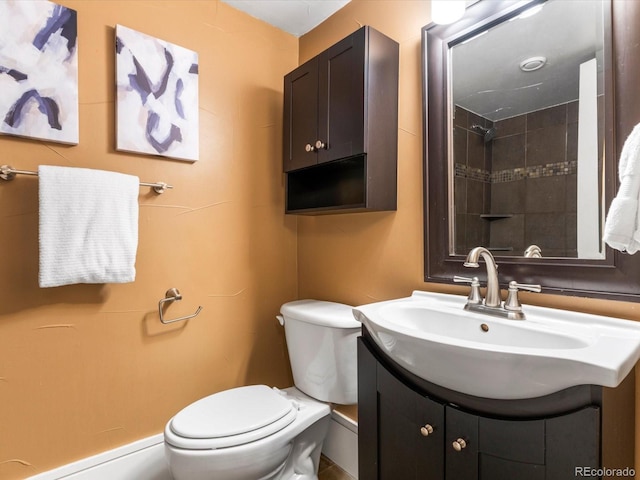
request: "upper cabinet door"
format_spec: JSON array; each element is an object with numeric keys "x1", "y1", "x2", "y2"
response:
[
  {"x1": 283, "y1": 27, "x2": 368, "y2": 173},
  {"x1": 283, "y1": 57, "x2": 319, "y2": 172},
  {"x1": 317, "y1": 28, "x2": 366, "y2": 164}
]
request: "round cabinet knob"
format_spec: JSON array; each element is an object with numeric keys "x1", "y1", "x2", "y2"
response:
[
  {"x1": 315, "y1": 140, "x2": 326, "y2": 150},
  {"x1": 305, "y1": 143, "x2": 315, "y2": 152},
  {"x1": 452, "y1": 438, "x2": 467, "y2": 451},
  {"x1": 420, "y1": 424, "x2": 434, "y2": 437}
]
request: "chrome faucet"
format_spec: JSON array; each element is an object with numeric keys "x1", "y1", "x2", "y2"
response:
[
  {"x1": 464, "y1": 247, "x2": 501, "y2": 307},
  {"x1": 460, "y1": 246, "x2": 541, "y2": 320}
]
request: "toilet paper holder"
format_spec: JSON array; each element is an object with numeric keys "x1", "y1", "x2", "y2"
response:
[{"x1": 158, "y1": 288, "x2": 203, "y2": 324}]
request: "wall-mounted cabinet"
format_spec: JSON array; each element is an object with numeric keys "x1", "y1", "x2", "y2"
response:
[{"x1": 283, "y1": 26, "x2": 399, "y2": 214}]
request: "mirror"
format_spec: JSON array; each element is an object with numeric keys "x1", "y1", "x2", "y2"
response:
[
  {"x1": 423, "y1": 0, "x2": 640, "y2": 301},
  {"x1": 451, "y1": 0, "x2": 605, "y2": 259}
]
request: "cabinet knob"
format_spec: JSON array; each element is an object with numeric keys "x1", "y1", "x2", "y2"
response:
[
  {"x1": 315, "y1": 140, "x2": 327, "y2": 150},
  {"x1": 305, "y1": 143, "x2": 316, "y2": 152},
  {"x1": 420, "y1": 424, "x2": 434, "y2": 436},
  {"x1": 452, "y1": 438, "x2": 467, "y2": 451}
]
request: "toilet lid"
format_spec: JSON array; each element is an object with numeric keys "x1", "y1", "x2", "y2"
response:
[{"x1": 167, "y1": 385, "x2": 298, "y2": 449}]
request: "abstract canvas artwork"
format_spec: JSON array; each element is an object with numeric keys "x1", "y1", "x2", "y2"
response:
[
  {"x1": 116, "y1": 25, "x2": 199, "y2": 161},
  {"x1": 0, "y1": 0, "x2": 79, "y2": 144}
]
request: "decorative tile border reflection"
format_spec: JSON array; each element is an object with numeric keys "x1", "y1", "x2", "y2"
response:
[
  {"x1": 455, "y1": 160, "x2": 577, "y2": 183},
  {"x1": 454, "y1": 163, "x2": 490, "y2": 182}
]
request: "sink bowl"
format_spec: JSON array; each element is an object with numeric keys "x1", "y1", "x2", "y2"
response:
[{"x1": 353, "y1": 291, "x2": 640, "y2": 400}]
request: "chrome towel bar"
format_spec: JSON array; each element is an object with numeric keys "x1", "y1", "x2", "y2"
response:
[
  {"x1": 0, "y1": 164, "x2": 173, "y2": 194},
  {"x1": 158, "y1": 288, "x2": 203, "y2": 324}
]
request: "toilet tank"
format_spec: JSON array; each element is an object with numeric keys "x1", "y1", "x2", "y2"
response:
[{"x1": 279, "y1": 300, "x2": 360, "y2": 405}]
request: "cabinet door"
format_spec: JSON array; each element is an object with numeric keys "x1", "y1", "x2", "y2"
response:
[
  {"x1": 283, "y1": 57, "x2": 319, "y2": 172},
  {"x1": 377, "y1": 365, "x2": 445, "y2": 480},
  {"x1": 317, "y1": 28, "x2": 366, "y2": 164},
  {"x1": 445, "y1": 406, "x2": 478, "y2": 480},
  {"x1": 358, "y1": 338, "x2": 378, "y2": 480},
  {"x1": 546, "y1": 406, "x2": 600, "y2": 480}
]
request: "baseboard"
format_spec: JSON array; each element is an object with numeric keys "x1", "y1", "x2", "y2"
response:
[
  {"x1": 26, "y1": 434, "x2": 172, "y2": 480},
  {"x1": 322, "y1": 409, "x2": 359, "y2": 478},
  {"x1": 26, "y1": 411, "x2": 359, "y2": 480}
]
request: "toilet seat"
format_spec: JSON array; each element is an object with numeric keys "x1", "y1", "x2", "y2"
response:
[{"x1": 166, "y1": 385, "x2": 298, "y2": 450}]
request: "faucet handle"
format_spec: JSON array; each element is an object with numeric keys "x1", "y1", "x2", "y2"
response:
[
  {"x1": 510, "y1": 281, "x2": 542, "y2": 293},
  {"x1": 453, "y1": 275, "x2": 474, "y2": 283},
  {"x1": 454, "y1": 276, "x2": 482, "y2": 304},
  {"x1": 505, "y1": 281, "x2": 542, "y2": 312}
]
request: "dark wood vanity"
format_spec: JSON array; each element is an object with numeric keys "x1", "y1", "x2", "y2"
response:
[
  {"x1": 358, "y1": 329, "x2": 634, "y2": 480},
  {"x1": 283, "y1": 26, "x2": 399, "y2": 214}
]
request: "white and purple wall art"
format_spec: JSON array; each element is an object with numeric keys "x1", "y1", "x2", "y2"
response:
[
  {"x1": 116, "y1": 25, "x2": 199, "y2": 161},
  {"x1": 0, "y1": 0, "x2": 79, "y2": 144}
]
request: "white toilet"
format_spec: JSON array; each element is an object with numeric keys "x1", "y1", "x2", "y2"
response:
[{"x1": 164, "y1": 299, "x2": 360, "y2": 480}]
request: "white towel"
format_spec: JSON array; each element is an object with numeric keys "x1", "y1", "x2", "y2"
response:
[
  {"x1": 38, "y1": 165, "x2": 139, "y2": 288},
  {"x1": 604, "y1": 123, "x2": 640, "y2": 253}
]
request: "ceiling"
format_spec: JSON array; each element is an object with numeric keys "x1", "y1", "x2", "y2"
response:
[
  {"x1": 220, "y1": 0, "x2": 352, "y2": 37},
  {"x1": 221, "y1": 1, "x2": 602, "y2": 122},
  {"x1": 452, "y1": 1, "x2": 603, "y2": 121}
]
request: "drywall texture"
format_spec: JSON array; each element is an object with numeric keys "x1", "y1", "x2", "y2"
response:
[
  {"x1": 298, "y1": 1, "x2": 429, "y2": 306},
  {"x1": 2, "y1": 0, "x2": 640, "y2": 477},
  {"x1": 0, "y1": 2, "x2": 297, "y2": 478},
  {"x1": 297, "y1": 0, "x2": 640, "y2": 469}
]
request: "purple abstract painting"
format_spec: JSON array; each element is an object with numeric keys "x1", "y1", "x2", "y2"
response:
[
  {"x1": 116, "y1": 25, "x2": 199, "y2": 161},
  {"x1": 0, "y1": 1, "x2": 79, "y2": 144}
]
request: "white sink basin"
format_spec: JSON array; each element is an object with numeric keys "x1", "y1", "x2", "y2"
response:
[{"x1": 354, "y1": 291, "x2": 640, "y2": 400}]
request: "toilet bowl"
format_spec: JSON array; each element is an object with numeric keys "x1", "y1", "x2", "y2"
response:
[{"x1": 164, "y1": 300, "x2": 360, "y2": 480}]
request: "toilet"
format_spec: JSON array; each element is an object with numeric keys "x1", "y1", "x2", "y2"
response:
[{"x1": 164, "y1": 299, "x2": 360, "y2": 480}]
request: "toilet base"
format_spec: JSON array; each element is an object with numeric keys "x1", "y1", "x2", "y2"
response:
[
  {"x1": 278, "y1": 410, "x2": 330, "y2": 480},
  {"x1": 165, "y1": 387, "x2": 331, "y2": 480}
]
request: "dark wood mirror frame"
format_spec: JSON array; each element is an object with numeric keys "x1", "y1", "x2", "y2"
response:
[{"x1": 423, "y1": 0, "x2": 640, "y2": 302}]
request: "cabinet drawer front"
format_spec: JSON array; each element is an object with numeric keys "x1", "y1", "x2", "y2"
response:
[
  {"x1": 480, "y1": 454, "x2": 545, "y2": 480},
  {"x1": 479, "y1": 416, "x2": 545, "y2": 464}
]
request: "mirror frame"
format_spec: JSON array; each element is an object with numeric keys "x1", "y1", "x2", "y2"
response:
[{"x1": 423, "y1": 0, "x2": 640, "y2": 302}]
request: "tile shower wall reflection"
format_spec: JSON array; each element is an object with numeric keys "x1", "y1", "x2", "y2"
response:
[{"x1": 454, "y1": 103, "x2": 579, "y2": 257}]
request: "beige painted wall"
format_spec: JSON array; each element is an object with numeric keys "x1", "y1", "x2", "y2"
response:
[
  {"x1": 0, "y1": 2, "x2": 297, "y2": 478},
  {"x1": 298, "y1": 0, "x2": 640, "y2": 470},
  {"x1": 2, "y1": 0, "x2": 639, "y2": 477}
]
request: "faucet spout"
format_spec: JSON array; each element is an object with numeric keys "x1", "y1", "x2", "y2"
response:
[{"x1": 464, "y1": 247, "x2": 501, "y2": 307}]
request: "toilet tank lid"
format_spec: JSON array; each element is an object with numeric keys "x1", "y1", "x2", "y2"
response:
[{"x1": 280, "y1": 300, "x2": 360, "y2": 329}]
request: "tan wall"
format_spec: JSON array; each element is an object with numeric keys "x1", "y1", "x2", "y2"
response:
[
  {"x1": 298, "y1": 1, "x2": 430, "y2": 306},
  {"x1": 298, "y1": 0, "x2": 640, "y2": 470},
  {"x1": 0, "y1": 2, "x2": 297, "y2": 478},
  {"x1": 2, "y1": 0, "x2": 639, "y2": 477}
]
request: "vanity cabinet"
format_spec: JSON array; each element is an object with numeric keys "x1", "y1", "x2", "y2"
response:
[
  {"x1": 359, "y1": 334, "x2": 610, "y2": 480},
  {"x1": 283, "y1": 26, "x2": 399, "y2": 214}
]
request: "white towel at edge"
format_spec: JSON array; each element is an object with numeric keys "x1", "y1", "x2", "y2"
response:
[
  {"x1": 38, "y1": 165, "x2": 139, "y2": 288},
  {"x1": 603, "y1": 122, "x2": 640, "y2": 254}
]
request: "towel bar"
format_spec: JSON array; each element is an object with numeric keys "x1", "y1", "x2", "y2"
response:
[
  {"x1": 0, "y1": 164, "x2": 173, "y2": 194},
  {"x1": 158, "y1": 288, "x2": 203, "y2": 324}
]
